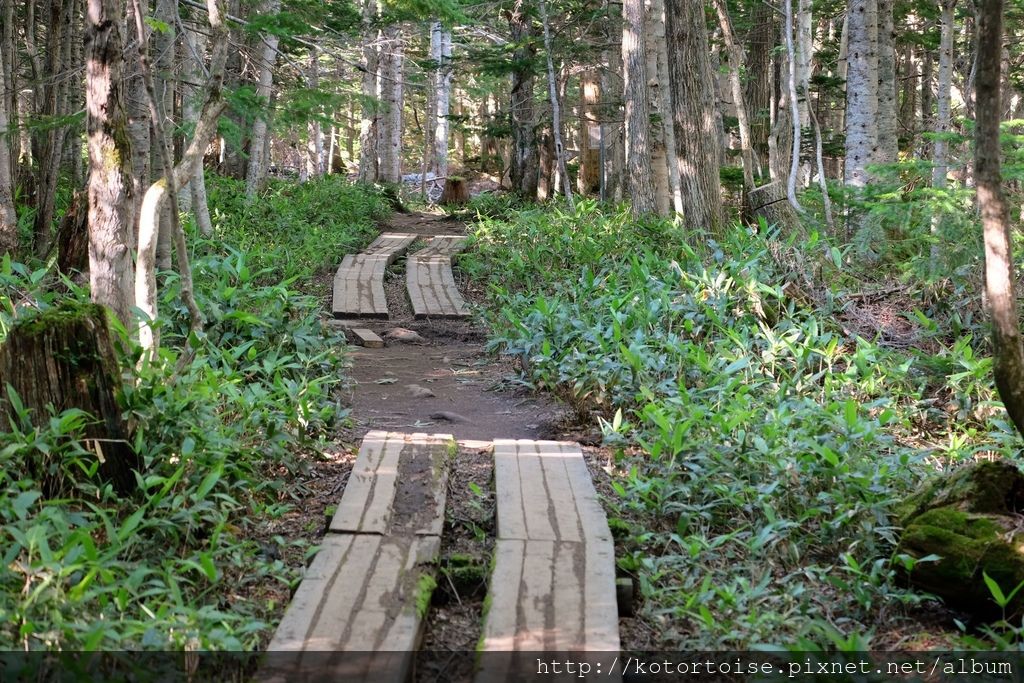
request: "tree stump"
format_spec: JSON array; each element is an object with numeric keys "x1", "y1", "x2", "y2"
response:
[
  {"x1": 439, "y1": 176, "x2": 470, "y2": 206},
  {"x1": 0, "y1": 302, "x2": 140, "y2": 495},
  {"x1": 748, "y1": 181, "x2": 801, "y2": 232}
]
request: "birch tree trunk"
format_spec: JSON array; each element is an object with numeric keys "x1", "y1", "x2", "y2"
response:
[
  {"x1": 784, "y1": 0, "x2": 804, "y2": 212},
  {"x1": 621, "y1": 0, "x2": 656, "y2": 215},
  {"x1": 875, "y1": 0, "x2": 898, "y2": 164},
  {"x1": 86, "y1": 0, "x2": 135, "y2": 327},
  {"x1": 136, "y1": 0, "x2": 229, "y2": 358},
  {"x1": 0, "y1": 38, "x2": 16, "y2": 255},
  {"x1": 665, "y1": 0, "x2": 723, "y2": 231},
  {"x1": 377, "y1": 24, "x2": 404, "y2": 183},
  {"x1": 434, "y1": 23, "x2": 453, "y2": 180},
  {"x1": 245, "y1": 0, "x2": 281, "y2": 199},
  {"x1": 712, "y1": 0, "x2": 756, "y2": 192},
  {"x1": 356, "y1": 0, "x2": 379, "y2": 183},
  {"x1": 538, "y1": 0, "x2": 574, "y2": 210}
]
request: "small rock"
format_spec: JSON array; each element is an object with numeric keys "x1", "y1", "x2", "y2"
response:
[
  {"x1": 406, "y1": 384, "x2": 436, "y2": 398},
  {"x1": 430, "y1": 411, "x2": 467, "y2": 423},
  {"x1": 386, "y1": 327, "x2": 426, "y2": 344}
]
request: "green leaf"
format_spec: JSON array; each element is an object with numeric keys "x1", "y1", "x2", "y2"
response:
[
  {"x1": 983, "y1": 571, "x2": 1008, "y2": 607},
  {"x1": 12, "y1": 491, "x2": 41, "y2": 520}
]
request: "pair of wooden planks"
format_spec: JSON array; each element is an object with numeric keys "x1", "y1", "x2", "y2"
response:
[
  {"x1": 477, "y1": 439, "x2": 621, "y2": 659},
  {"x1": 262, "y1": 431, "x2": 453, "y2": 682},
  {"x1": 333, "y1": 233, "x2": 469, "y2": 321}
]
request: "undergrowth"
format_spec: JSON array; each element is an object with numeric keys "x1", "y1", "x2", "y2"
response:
[
  {"x1": 0, "y1": 177, "x2": 387, "y2": 650},
  {"x1": 463, "y1": 197, "x2": 1019, "y2": 649}
]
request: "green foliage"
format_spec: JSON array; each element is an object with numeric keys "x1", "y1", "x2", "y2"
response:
[
  {"x1": 0, "y1": 176, "x2": 385, "y2": 649},
  {"x1": 466, "y1": 201, "x2": 1020, "y2": 649},
  {"x1": 205, "y1": 174, "x2": 388, "y2": 282}
]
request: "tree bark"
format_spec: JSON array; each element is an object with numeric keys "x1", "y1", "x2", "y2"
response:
[
  {"x1": 0, "y1": 34, "x2": 16, "y2": 255},
  {"x1": 434, "y1": 23, "x2": 453, "y2": 180},
  {"x1": 85, "y1": 0, "x2": 135, "y2": 328},
  {"x1": 621, "y1": 0, "x2": 656, "y2": 215},
  {"x1": 665, "y1": 0, "x2": 723, "y2": 231},
  {"x1": 244, "y1": 0, "x2": 281, "y2": 199},
  {"x1": 0, "y1": 304, "x2": 141, "y2": 496},
  {"x1": 784, "y1": 0, "x2": 804, "y2": 212},
  {"x1": 356, "y1": 0, "x2": 379, "y2": 183},
  {"x1": 843, "y1": 0, "x2": 878, "y2": 234},
  {"x1": 377, "y1": 23, "x2": 404, "y2": 183},
  {"x1": 579, "y1": 70, "x2": 601, "y2": 195},
  {"x1": 183, "y1": 22, "x2": 214, "y2": 238},
  {"x1": 538, "y1": 0, "x2": 574, "y2": 210},
  {"x1": 875, "y1": 0, "x2": 898, "y2": 164},
  {"x1": 508, "y1": 0, "x2": 539, "y2": 200},
  {"x1": 644, "y1": 0, "x2": 672, "y2": 215},
  {"x1": 976, "y1": 0, "x2": 1024, "y2": 438},
  {"x1": 136, "y1": 0, "x2": 228, "y2": 358},
  {"x1": 712, "y1": 0, "x2": 756, "y2": 192}
]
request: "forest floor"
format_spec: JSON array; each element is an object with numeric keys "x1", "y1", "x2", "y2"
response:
[{"x1": 257, "y1": 209, "x2": 655, "y2": 670}]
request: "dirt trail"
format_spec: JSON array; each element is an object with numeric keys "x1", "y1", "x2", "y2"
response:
[{"x1": 337, "y1": 210, "x2": 563, "y2": 443}]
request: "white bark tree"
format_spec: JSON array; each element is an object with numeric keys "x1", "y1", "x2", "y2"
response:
[
  {"x1": 843, "y1": 0, "x2": 879, "y2": 233},
  {"x1": 433, "y1": 22, "x2": 453, "y2": 180},
  {"x1": 245, "y1": 0, "x2": 281, "y2": 198},
  {"x1": 377, "y1": 24, "x2": 404, "y2": 183}
]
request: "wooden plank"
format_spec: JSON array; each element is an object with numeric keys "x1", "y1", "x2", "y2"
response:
[
  {"x1": 406, "y1": 245, "x2": 469, "y2": 319},
  {"x1": 329, "y1": 431, "x2": 453, "y2": 536},
  {"x1": 266, "y1": 533, "x2": 441, "y2": 656},
  {"x1": 477, "y1": 538, "x2": 620, "y2": 653},
  {"x1": 493, "y1": 439, "x2": 612, "y2": 543},
  {"x1": 331, "y1": 233, "x2": 417, "y2": 318},
  {"x1": 349, "y1": 328, "x2": 384, "y2": 348}
]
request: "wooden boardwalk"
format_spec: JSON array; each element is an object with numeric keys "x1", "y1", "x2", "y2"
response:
[
  {"x1": 477, "y1": 439, "x2": 620, "y2": 656},
  {"x1": 406, "y1": 236, "x2": 469, "y2": 319},
  {"x1": 332, "y1": 233, "x2": 416, "y2": 319},
  {"x1": 263, "y1": 431, "x2": 453, "y2": 681}
]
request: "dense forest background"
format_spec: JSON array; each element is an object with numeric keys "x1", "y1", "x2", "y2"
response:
[{"x1": 4, "y1": 0, "x2": 1024, "y2": 657}]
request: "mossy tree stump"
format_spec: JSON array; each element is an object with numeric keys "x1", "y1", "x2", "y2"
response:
[
  {"x1": 439, "y1": 176, "x2": 470, "y2": 206},
  {"x1": 0, "y1": 302, "x2": 140, "y2": 495},
  {"x1": 897, "y1": 460, "x2": 1024, "y2": 619}
]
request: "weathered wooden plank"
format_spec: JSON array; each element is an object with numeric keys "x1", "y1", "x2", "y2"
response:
[
  {"x1": 406, "y1": 237, "x2": 469, "y2": 319},
  {"x1": 493, "y1": 439, "x2": 612, "y2": 543},
  {"x1": 349, "y1": 328, "x2": 384, "y2": 348},
  {"x1": 331, "y1": 233, "x2": 416, "y2": 318},
  {"x1": 266, "y1": 533, "x2": 441, "y2": 655},
  {"x1": 478, "y1": 538, "x2": 620, "y2": 653},
  {"x1": 329, "y1": 431, "x2": 453, "y2": 536}
]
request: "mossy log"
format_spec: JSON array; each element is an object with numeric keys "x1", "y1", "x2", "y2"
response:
[
  {"x1": 439, "y1": 177, "x2": 470, "y2": 206},
  {"x1": 0, "y1": 302, "x2": 139, "y2": 495},
  {"x1": 897, "y1": 460, "x2": 1024, "y2": 618}
]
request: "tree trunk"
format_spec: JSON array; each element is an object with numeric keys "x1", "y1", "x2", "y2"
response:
[
  {"x1": 644, "y1": 0, "x2": 672, "y2": 215},
  {"x1": 579, "y1": 71, "x2": 601, "y2": 195},
  {"x1": 744, "y1": 3, "x2": 775, "y2": 165},
  {"x1": 712, "y1": 0, "x2": 756, "y2": 192},
  {"x1": 125, "y1": 0, "x2": 150, "y2": 252},
  {"x1": 434, "y1": 23, "x2": 453, "y2": 180},
  {"x1": 665, "y1": 0, "x2": 723, "y2": 231},
  {"x1": 784, "y1": 0, "x2": 804, "y2": 212},
  {"x1": 305, "y1": 48, "x2": 323, "y2": 182},
  {"x1": 508, "y1": 0, "x2": 539, "y2": 200},
  {"x1": 749, "y1": 180, "x2": 801, "y2": 231},
  {"x1": 377, "y1": 24, "x2": 404, "y2": 183},
  {"x1": 602, "y1": 0, "x2": 625, "y2": 202},
  {"x1": 0, "y1": 304, "x2": 141, "y2": 496},
  {"x1": 245, "y1": 0, "x2": 281, "y2": 198},
  {"x1": 356, "y1": 0, "x2": 379, "y2": 183},
  {"x1": 538, "y1": 0, "x2": 574, "y2": 211},
  {"x1": 136, "y1": 0, "x2": 228, "y2": 358},
  {"x1": 843, "y1": 0, "x2": 879, "y2": 233},
  {"x1": 621, "y1": 0, "x2": 656, "y2": 215},
  {"x1": 0, "y1": 34, "x2": 16, "y2": 255},
  {"x1": 152, "y1": 0, "x2": 176, "y2": 270},
  {"x1": 86, "y1": 0, "x2": 135, "y2": 328},
  {"x1": 976, "y1": 0, "x2": 1024, "y2": 438},
  {"x1": 875, "y1": 0, "x2": 898, "y2": 164},
  {"x1": 183, "y1": 22, "x2": 214, "y2": 238}
]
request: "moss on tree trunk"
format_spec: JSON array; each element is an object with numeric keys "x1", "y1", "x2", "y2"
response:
[{"x1": 0, "y1": 302, "x2": 140, "y2": 495}]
